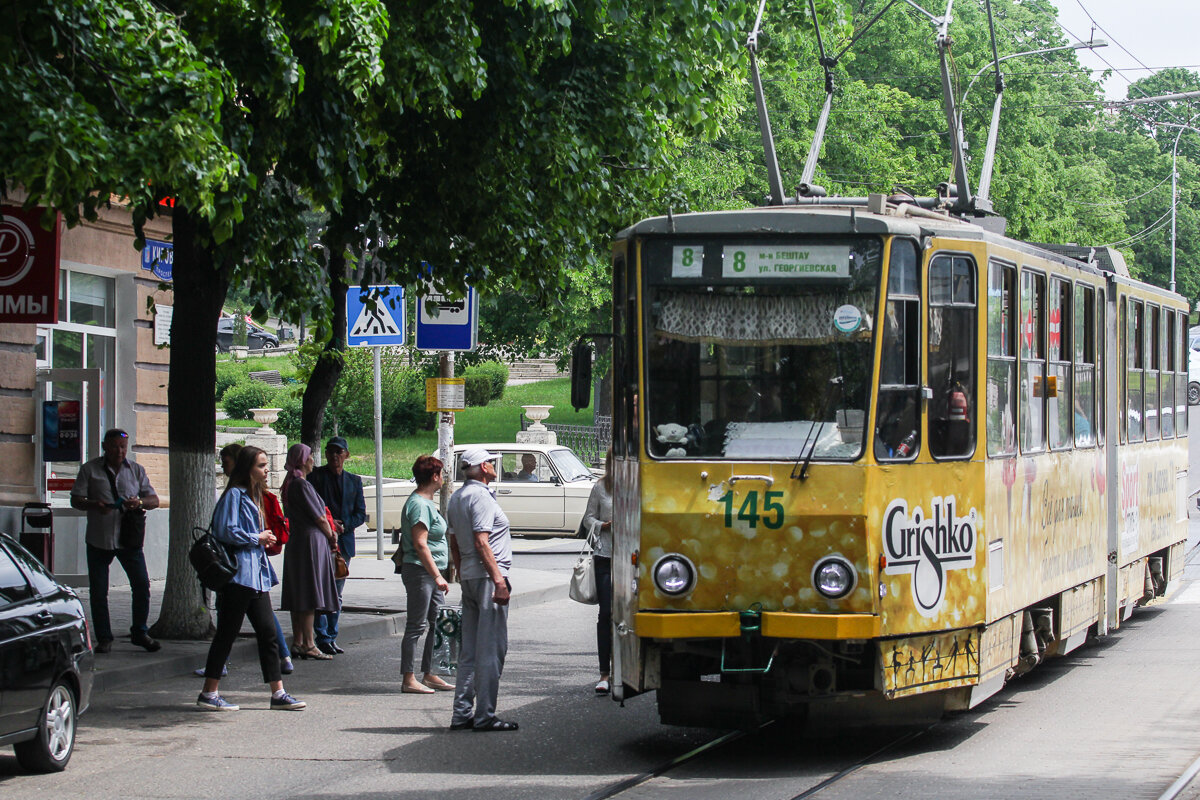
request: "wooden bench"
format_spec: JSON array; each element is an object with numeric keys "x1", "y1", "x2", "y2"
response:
[{"x1": 249, "y1": 370, "x2": 283, "y2": 386}]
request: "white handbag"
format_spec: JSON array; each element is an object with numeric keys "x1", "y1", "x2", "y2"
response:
[{"x1": 569, "y1": 526, "x2": 599, "y2": 605}]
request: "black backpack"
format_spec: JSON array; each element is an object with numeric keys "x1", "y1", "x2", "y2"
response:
[{"x1": 188, "y1": 526, "x2": 237, "y2": 591}]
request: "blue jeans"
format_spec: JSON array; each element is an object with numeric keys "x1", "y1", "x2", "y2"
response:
[
  {"x1": 314, "y1": 573, "x2": 347, "y2": 645},
  {"x1": 86, "y1": 543, "x2": 151, "y2": 642}
]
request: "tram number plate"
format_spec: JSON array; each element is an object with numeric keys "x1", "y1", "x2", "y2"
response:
[{"x1": 720, "y1": 490, "x2": 785, "y2": 530}]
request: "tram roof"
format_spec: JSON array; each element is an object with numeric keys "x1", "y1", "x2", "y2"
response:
[{"x1": 621, "y1": 203, "x2": 1182, "y2": 300}]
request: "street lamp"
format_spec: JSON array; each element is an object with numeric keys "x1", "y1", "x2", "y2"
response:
[{"x1": 1169, "y1": 112, "x2": 1200, "y2": 294}]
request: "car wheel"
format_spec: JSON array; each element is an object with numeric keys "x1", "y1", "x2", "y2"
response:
[
  {"x1": 14, "y1": 680, "x2": 76, "y2": 772},
  {"x1": 1190, "y1": 382, "x2": 1200, "y2": 406},
  {"x1": 262, "y1": 340, "x2": 277, "y2": 350}
]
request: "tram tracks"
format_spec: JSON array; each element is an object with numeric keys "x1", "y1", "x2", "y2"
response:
[{"x1": 582, "y1": 721, "x2": 933, "y2": 800}]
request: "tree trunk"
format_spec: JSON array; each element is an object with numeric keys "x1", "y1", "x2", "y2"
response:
[
  {"x1": 150, "y1": 206, "x2": 227, "y2": 639},
  {"x1": 301, "y1": 253, "x2": 348, "y2": 451}
]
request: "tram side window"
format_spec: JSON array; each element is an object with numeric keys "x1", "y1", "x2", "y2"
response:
[
  {"x1": 1162, "y1": 308, "x2": 1176, "y2": 438},
  {"x1": 1073, "y1": 284, "x2": 1096, "y2": 447},
  {"x1": 1127, "y1": 299, "x2": 1144, "y2": 443},
  {"x1": 928, "y1": 254, "x2": 976, "y2": 458},
  {"x1": 1048, "y1": 278, "x2": 1072, "y2": 450},
  {"x1": 1020, "y1": 269, "x2": 1046, "y2": 453},
  {"x1": 986, "y1": 261, "x2": 1017, "y2": 456},
  {"x1": 875, "y1": 239, "x2": 921, "y2": 461},
  {"x1": 1179, "y1": 311, "x2": 1189, "y2": 437},
  {"x1": 1097, "y1": 289, "x2": 1106, "y2": 445},
  {"x1": 1145, "y1": 304, "x2": 1160, "y2": 441}
]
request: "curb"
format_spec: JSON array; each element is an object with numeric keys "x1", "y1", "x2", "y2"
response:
[{"x1": 88, "y1": 582, "x2": 567, "y2": 695}]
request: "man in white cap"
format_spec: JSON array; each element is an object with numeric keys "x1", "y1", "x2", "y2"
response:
[{"x1": 447, "y1": 445, "x2": 517, "y2": 732}]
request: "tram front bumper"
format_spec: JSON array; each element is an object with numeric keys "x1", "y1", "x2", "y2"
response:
[{"x1": 635, "y1": 612, "x2": 880, "y2": 640}]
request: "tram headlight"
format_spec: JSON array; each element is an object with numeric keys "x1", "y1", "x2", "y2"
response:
[
  {"x1": 812, "y1": 556, "x2": 856, "y2": 600},
  {"x1": 651, "y1": 554, "x2": 697, "y2": 597}
]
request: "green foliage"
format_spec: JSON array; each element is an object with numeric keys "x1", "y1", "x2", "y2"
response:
[
  {"x1": 231, "y1": 306, "x2": 248, "y2": 348},
  {"x1": 461, "y1": 361, "x2": 509, "y2": 403},
  {"x1": 275, "y1": 396, "x2": 303, "y2": 440},
  {"x1": 292, "y1": 345, "x2": 426, "y2": 437},
  {"x1": 463, "y1": 373, "x2": 492, "y2": 407},
  {"x1": 215, "y1": 361, "x2": 251, "y2": 400},
  {"x1": 221, "y1": 381, "x2": 280, "y2": 420}
]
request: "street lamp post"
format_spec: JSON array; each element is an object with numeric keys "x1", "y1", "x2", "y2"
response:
[{"x1": 1170, "y1": 112, "x2": 1200, "y2": 294}]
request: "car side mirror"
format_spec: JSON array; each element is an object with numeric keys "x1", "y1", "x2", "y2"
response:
[{"x1": 571, "y1": 340, "x2": 593, "y2": 412}]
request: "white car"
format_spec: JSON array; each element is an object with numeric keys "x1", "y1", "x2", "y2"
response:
[
  {"x1": 1190, "y1": 347, "x2": 1200, "y2": 405},
  {"x1": 363, "y1": 443, "x2": 597, "y2": 537}
]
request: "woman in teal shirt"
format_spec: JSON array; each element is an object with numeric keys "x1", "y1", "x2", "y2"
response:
[{"x1": 399, "y1": 455, "x2": 453, "y2": 694}]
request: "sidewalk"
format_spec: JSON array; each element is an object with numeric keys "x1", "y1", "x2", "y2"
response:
[{"x1": 81, "y1": 540, "x2": 569, "y2": 694}]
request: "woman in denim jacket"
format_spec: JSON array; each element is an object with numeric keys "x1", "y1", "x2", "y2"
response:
[{"x1": 196, "y1": 446, "x2": 306, "y2": 712}]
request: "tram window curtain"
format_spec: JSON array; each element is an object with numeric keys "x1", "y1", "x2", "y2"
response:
[
  {"x1": 1127, "y1": 299, "x2": 1144, "y2": 443},
  {"x1": 1146, "y1": 303, "x2": 1157, "y2": 440},
  {"x1": 1162, "y1": 308, "x2": 1176, "y2": 438},
  {"x1": 1019, "y1": 270, "x2": 1046, "y2": 453},
  {"x1": 1178, "y1": 312, "x2": 1189, "y2": 437},
  {"x1": 986, "y1": 261, "x2": 1017, "y2": 457},
  {"x1": 1048, "y1": 278, "x2": 1072, "y2": 451},
  {"x1": 1073, "y1": 284, "x2": 1096, "y2": 447},
  {"x1": 928, "y1": 254, "x2": 976, "y2": 459},
  {"x1": 876, "y1": 239, "x2": 922, "y2": 461}
]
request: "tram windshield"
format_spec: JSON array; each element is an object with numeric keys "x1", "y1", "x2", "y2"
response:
[{"x1": 641, "y1": 236, "x2": 883, "y2": 460}]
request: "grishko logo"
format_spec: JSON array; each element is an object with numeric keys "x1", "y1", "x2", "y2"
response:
[{"x1": 882, "y1": 496, "x2": 977, "y2": 618}]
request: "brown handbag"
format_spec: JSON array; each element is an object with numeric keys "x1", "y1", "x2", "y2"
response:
[{"x1": 324, "y1": 505, "x2": 349, "y2": 579}]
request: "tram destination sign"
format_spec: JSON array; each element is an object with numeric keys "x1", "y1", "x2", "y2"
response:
[{"x1": 720, "y1": 244, "x2": 851, "y2": 279}]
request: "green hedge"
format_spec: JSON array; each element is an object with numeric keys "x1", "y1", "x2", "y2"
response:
[
  {"x1": 275, "y1": 396, "x2": 302, "y2": 439},
  {"x1": 222, "y1": 381, "x2": 280, "y2": 420},
  {"x1": 461, "y1": 360, "x2": 509, "y2": 406},
  {"x1": 215, "y1": 361, "x2": 251, "y2": 400},
  {"x1": 463, "y1": 373, "x2": 492, "y2": 407}
]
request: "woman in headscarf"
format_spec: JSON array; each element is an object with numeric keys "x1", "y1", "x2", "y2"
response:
[
  {"x1": 197, "y1": 445, "x2": 304, "y2": 711},
  {"x1": 279, "y1": 443, "x2": 340, "y2": 660}
]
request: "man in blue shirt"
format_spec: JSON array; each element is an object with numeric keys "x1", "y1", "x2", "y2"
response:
[{"x1": 308, "y1": 436, "x2": 366, "y2": 655}]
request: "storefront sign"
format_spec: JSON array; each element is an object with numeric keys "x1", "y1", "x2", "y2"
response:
[
  {"x1": 141, "y1": 238, "x2": 173, "y2": 281},
  {"x1": 0, "y1": 206, "x2": 60, "y2": 324},
  {"x1": 42, "y1": 400, "x2": 82, "y2": 462}
]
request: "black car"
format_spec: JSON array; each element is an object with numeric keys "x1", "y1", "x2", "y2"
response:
[
  {"x1": 0, "y1": 534, "x2": 93, "y2": 772},
  {"x1": 216, "y1": 318, "x2": 279, "y2": 352}
]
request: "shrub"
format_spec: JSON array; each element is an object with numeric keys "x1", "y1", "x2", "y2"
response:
[
  {"x1": 385, "y1": 371, "x2": 431, "y2": 437},
  {"x1": 222, "y1": 380, "x2": 279, "y2": 420},
  {"x1": 472, "y1": 361, "x2": 509, "y2": 402},
  {"x1": 275, "y1": 396, "x2": 302, "y2": 439},
  {"x1": 215, "y1": 361, "x2": 251, "y2": 400},
  {"x1": 463, "y1": 373, "x2": 492, "y2": 407}
]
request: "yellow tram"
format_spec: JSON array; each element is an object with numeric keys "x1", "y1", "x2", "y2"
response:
[{"x1": 576, "y1": 201, "x2": 1189, "y2": 727}]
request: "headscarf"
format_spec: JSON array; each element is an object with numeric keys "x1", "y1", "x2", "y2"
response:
[{"x1": 280, "y1": 443, "x2": 312, "y2": 506}]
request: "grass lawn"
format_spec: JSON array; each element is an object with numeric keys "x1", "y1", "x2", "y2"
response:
[
  {"x1": 341, "y1": 378, "x2": 593, "y2": 479},
  {"x1": 216, "y1": 352, "x2": 299, "y2": 376}
]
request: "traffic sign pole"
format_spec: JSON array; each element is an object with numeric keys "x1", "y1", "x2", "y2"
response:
[
  {"x1": 373, "y1": 346, "x2": 384, "y2": 560},
  {"x1": 438, "y1": 352, "x2": 454, "y2": 519}
]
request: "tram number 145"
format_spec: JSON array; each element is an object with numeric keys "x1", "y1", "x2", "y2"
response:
[{"x1": 720, "y1": 490, "x2": 785, "y2": 530}]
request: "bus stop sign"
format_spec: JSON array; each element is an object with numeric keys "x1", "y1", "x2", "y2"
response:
[{"x1": 415, "y1": 281, "x2": 477, "y2": 352}]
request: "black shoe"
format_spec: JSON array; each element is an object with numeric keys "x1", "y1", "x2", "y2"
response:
[
  {"x1": 316, "y1": 642, "x2": 337, "y2": 656},
  {"x1": 95, "y1": 640, "x2": 113, "y2": 654},
  {"x1": 330, "y1": 642, "x2": 345, "y2": 654},
  {"x1": 131, "y1": 633, "x2": 161, "y2": 652},
  {"x1": 473, "y1": 719, "x2": 518, "y2": 732},
  {"x1": 449, "y1": 720, "x2": 473, "y2": 731}
]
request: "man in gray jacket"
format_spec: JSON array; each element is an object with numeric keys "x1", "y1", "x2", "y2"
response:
[{"x1": 447, "y1": 446, "x2": 517, "y2": 732}]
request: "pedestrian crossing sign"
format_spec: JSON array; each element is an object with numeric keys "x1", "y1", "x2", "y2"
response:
[{"x1": 346, "y1": 286, "x2": 406, "y2": 347}]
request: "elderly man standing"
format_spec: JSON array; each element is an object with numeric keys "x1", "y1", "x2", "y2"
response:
[
  {"x1": 447, "y1": 446, "x2": 517, "y2": 732},
  {"x1": 70, "y1": 428, "x2": 161, "y2": 653},
  {"x1": 308, "y1": 435, "x2": 366, "y2": 655}
]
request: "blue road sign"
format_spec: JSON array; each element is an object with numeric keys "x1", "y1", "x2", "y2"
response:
[
  {"x1": 415, "y1": 280, "x2": 477, "y2": 352},
  {"x1": 141, "y1": 239, "x2": 173, "y2": 281},
  {"x1": 346, "y1": 285, "x2": 406, "y2": 347}
]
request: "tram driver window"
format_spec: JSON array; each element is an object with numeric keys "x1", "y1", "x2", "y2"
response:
[
  {"x1": 928, "y1": 255, "x2": 976, "y2": 459},
  {"x1": 876, "y1": 239, "x2": 921, "y2": 460}
]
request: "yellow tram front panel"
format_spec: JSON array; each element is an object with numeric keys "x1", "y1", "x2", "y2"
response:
[{"x1": 635, "y1": 460, "x2": 874, "y2": 616}]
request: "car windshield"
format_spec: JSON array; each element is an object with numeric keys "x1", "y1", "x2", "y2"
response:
[
  {"x1": 641, "y1": 236, "x2": 883, "y2": 461},
  {"x1": 548, "y1": 449, "x2": 593, "y2": 482}
]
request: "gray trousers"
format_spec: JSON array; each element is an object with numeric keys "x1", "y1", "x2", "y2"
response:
[
  {"x1": 452, "y1": 576, "x2": 509, "y2": 727},
  {"x1": 400, "y1": 563, "x2": 444, "y2": 674}
]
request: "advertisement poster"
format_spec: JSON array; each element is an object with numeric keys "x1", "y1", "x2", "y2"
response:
[{"x1": 43, "y1": 400, "x2": 81, "y2": 462}]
